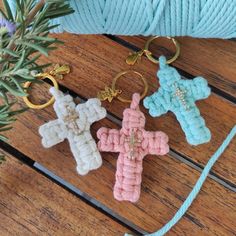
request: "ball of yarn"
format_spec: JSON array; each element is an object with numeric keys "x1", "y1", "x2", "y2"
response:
[{"x1": 9, "y1": 0, "x2": 236, "y2": 38}]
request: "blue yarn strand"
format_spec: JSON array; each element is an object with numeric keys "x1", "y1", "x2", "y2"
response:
[
  {"x1": 125, "y1": 125, "x2": 236, "y2": 236},
  {"x1": 9, "y1": 0, "x2": 236, "y2": 38}
]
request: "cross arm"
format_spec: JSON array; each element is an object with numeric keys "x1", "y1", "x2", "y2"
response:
[
  {"x1": 39, "y1": 119, "x2": 67, "y2": 148},
  {"x1": 143, "y1": 89, "x2": 169, "y2": 117},
  {"x1": 76, "y1": 98, "x2": 106, "y2": 125},
  {"x1": 97, "y1": 127, "x2": 123, "y2": 153},
  {"x1": 184, "y1": 77, "x2": 211, "y2": 100},
  {"x1": 142, "y1": 131, "x2": 169, "y2": 155}
]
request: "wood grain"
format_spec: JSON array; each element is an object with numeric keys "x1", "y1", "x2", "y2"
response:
[
  {"x1": 4, "y1": 84, "x2": 236, "y2": 235},
  {"x1": 0, "y1": 1, "x2": 235, "y2": 181},
  {"x1": 0, "y1": 150, "x2": 132, "y2": 236},
  {"x1": 0, "y1": 3, "x2": 235, "y2": 233},
  {"x1": 119, "y1": 36, "x2": 236, "y2": 99},
  {"x1": 38, "y1": 34, "x2": 236, "y2": 184}
]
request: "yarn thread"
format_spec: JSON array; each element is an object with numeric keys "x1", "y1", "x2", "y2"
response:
[
  {"x1": 97, "y1": 93, "x2": 169, "y2": 202},
  {"x1": 8, "y1": 0, "x2": 236, "y2": 38},
  {"x1": 144, "y1": 56, "x2": 211, "y2": 146},
  {"x1": 125, "y1": 125, "x2": 236, "y2": 236},
  {"x1": 39, "y1": 88, "x2": 107, "y2": 175}
]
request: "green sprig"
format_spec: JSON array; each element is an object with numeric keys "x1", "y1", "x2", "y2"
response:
[{"x1": 0, "y1": 0, "x2": 74, "y2": 158}]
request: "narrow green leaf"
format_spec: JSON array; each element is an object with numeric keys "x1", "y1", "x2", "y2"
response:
[
  {"x1": 0, "y1": 133, "x2": 9, "y2": 142},
  {"x1": 0, "y1": 120, "x2": 14, "y2": 125},
  {"x1": 16, "y1": 41, "x2": 49, "y2": 56},
  {"x1": 13, "y1": 50, "x2": 26, "y2": 71},
  {"x1": 23, "y1": 54, "x2": 41, "y2": 66},
  {"x1": 0, "y1": 104, "x2": 15, "y2": 114},
  {"x1": 30, "y1": 63, "x2": 52, "y2": 71},
  {"x1": 0, "y1": 80, "x2": 27, "y2": 97},
  {"x1": 29, "y1": 36, "x2": 56, "y2": 42},
  {"x1": 8, "y1": 109, "x2": 28, "y2": 117},
  {"x1": 0, "y1": 48, "x2": 19, "y2": 58},
  {"x1": 0, "y1": 126, "x2": 12, "y2": 133},
  {"x1": 2, "y1": 0, "x2": 14, "y2": 21},
  {"x1": 10, "y1": 76, "x2": 27, "y2": 95},
  {"x1": 0, "y1": 91, "x2": 9, "y2": 104}
]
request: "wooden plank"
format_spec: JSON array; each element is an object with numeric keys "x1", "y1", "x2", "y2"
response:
[
  {"x1": 4, "y1": 84, "x2": 236, "y2": 235},
  {"x1": 38, "y1": 33, "x2": 236, "y2": 184},
  {"x1": 119, "y1": 36, "x2": 236, "y2": 99},
  {"x1": 0, "y1": 151, "x2": 132, "y2": 236},
  {"x1": 0, "y1": 0, "x2": 234, "y2": 182}
]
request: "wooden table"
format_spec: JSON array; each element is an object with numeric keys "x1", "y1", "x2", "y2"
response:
[{"x1": 0, "y1": 33, "x2": 235, "y2": 235}]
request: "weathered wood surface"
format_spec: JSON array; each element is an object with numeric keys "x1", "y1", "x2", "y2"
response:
[
  {"x1": 0, "y1": 2, "x2": 235, "y2": 233},
  {"x1": 38, "y1": 34, "x2": 236, "y2": 184},
  {"x1": 119, "y1": 36, "x2": 236, "y2": 99},
  {"x1": 4, "y1": 83, "x2": 236, "y2": 235},
  {"x1": 0, "y1": 150, "x2": 131, "y2": 236}
]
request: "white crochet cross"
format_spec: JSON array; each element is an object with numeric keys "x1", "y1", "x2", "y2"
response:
[{"x1": 39, "y1": 88, "x2": 107, "y2": 175}]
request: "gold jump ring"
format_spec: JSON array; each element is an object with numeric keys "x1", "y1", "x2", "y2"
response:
[
  {"x1": 23, "y1": 74, "x2": 59, "y2": 110},
  {"x1": 111, "y1": 70, "x2": 148, "y2": 103},
  {"x1": 144, "y1": 36, "x2": 180, "y2": 64}
]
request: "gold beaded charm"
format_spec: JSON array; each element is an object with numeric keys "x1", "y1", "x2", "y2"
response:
[
  {"x1": 97, "y1": 86, "x2": 122, "y2": 102},
  {"x1": 174, "y1": 83, "x2": 189, "y2": 110},
  {"x1": 126, "y1": 50, "x2": 144, "y2": 65},
  {"x1": 124, "y1": 129, "x2": 142, "y2": 160}
]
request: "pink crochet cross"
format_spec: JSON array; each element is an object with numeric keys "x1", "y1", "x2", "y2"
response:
[{"x1": 97, "y1": 93, "x2": 169, "y2": 202}]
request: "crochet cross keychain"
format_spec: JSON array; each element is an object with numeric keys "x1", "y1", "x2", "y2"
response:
[
  {"x1": 23, "y1": 65, "x2": 107, "y2": 175},
  {"x1": 97, "y1": 71, "x2": 169, "y2": 202},
  {"x1": 126, "y1": 36, "x2": 211, "y2": 145},
  {"x1": 144, "y1": 56, "x2": 211, "y2": 145}
]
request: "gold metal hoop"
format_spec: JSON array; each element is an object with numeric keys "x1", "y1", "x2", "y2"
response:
[
  {"x1": 23, "y1": 74, "x2": 59, "y2": 110},
  {"x1": 111, "y1": 70, "x2": 148, "y2": 103},
  {"x1": 144, "y1": 36, "x2": 180, "y2": 64}
]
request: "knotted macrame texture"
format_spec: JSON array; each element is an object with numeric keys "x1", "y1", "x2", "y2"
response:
[
  {"x1": 39, "y1": 88, "x2": 107, "y2": 175},
  {"x1": 144, "y1": 56, "x2": 211, "y2": 146},
  {"x1": 9, "y1": 0, "x2": 236, "y2": 38},
  {"x1": 97, "y1": 93, "x2": 169, "y2": 203}
]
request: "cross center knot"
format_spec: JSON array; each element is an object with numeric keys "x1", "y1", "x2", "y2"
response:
[
  {"x1": 173, "y1": 83, "x2": 189, "y2": 110},
  {"x1": 124, "y1": 129, "x2": 142, "y2": 160},
  {"x1": 63, "y1": 110, "x2": 81, "y2": 135}
]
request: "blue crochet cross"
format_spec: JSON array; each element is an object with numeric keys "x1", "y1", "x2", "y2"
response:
[{"x1": 144, "y1": 56, "x2": 211, "y2": 145}]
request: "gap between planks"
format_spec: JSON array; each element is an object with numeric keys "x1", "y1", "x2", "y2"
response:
[
  {"x1": 0, "y1": 141, "x2": 145, "y2": 235},
  {"x1": 0, "y1": 148, "x2": 136, "y2": 236}
]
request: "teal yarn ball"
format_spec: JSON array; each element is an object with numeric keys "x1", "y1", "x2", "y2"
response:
[{"x1": 16, "y1": 0, "x2": 236, "y2": 38}]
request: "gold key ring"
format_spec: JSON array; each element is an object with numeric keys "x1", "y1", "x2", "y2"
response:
[
  {"x1": 97, "y1": 70, "x2": 148, "y2": 104},
  {"x1": 126, "y1": 36, "x2": 180, "y2": 66},
  {"x1": 112, "y1": 71, "x2": 148, "y2": 103},
  {"x1": 144, "y1": 36, "x2": 180, "y2": 64},
  {"x1": 23, "y1": 74, "x2": 59, "y2": 110},
  {"x1": 22, "y1": 64, "x2": 70, "y2": 109}
]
